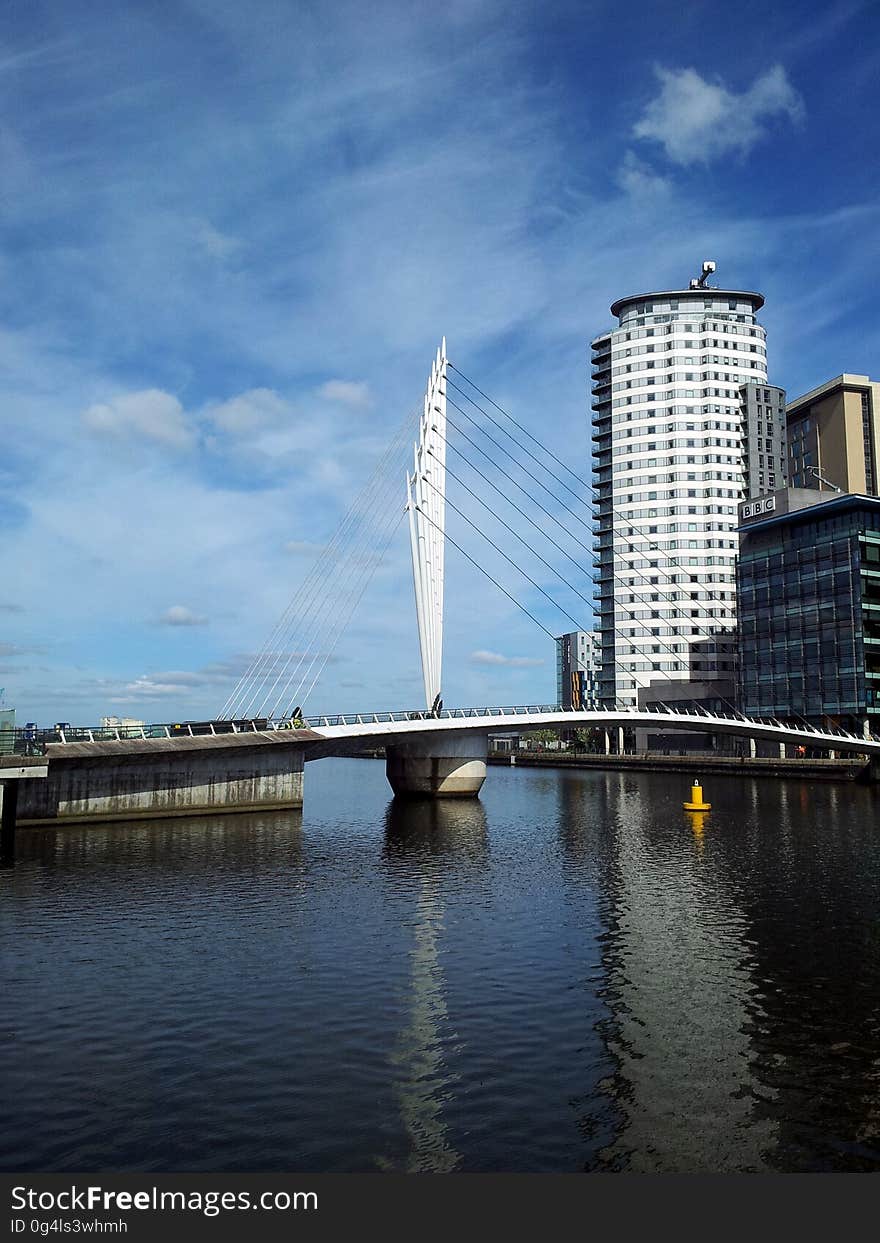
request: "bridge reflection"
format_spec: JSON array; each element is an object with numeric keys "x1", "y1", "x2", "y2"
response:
[{"x1": 380, "y1": 798, "x2": 488, "y2": 1172}]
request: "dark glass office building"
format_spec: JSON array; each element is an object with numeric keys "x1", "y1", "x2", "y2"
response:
[{"x1": 737, "y1": 492, "x2": 880, "y2": 729}]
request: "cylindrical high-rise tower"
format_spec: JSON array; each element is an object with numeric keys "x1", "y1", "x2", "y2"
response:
[{"x1": 591, "y1": 269, "x2": 769, "y2": 709}]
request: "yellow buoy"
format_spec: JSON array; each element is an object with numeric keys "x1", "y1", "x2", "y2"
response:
[{"x1": 683, "y1": 780, "x2": 711, "y2": 811}]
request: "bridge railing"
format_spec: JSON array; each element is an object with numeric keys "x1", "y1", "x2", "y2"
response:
[{"x1": 7, "y1": 702, "x2": 876, "y2": 750}]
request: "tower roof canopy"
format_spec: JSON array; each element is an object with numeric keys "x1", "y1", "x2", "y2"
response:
[{"x1": 610, "y1": 288, "x2": 764, "y2": 318}]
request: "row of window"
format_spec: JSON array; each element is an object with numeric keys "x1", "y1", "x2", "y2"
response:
[
  {"x1": 611, "y1": 429, "x2": 741, "y2": 443},
  {"x1": 609, "y1": 410, "x2": 744, "y2": 425},
  {"x1": 599, "y1": 504, "x2": 740, "y2": 524},
  {"x1": 616, "y1": 367, "x2": 765, "y2": 390},
  {"x1": 612, "y1": 660, "x2": 734, "y2": 674},
  {"x1": 612, "y1": 347, "x2": 766, "y2": 370},
  {"x1": 614, "y1": 349, "x2": 766, "y2": 373},
  {"x1": 613, "y1": 319, "x2": 761, "y2": 338},
  {"x1": 614, "y1": 607, "x2": 735, "y2": 622},
  {"x1": 612, "y1": 625, "x2": 733, "y2": 639},
  {"x1": 616, "y1": 569, "x2": 740, "y2": 579},
  {"x1": 612, "y1": 383, "x2": 764, "y2": 408},
  {"x1": 614, "y1": 591, "x2": 736, "y2": 607}
]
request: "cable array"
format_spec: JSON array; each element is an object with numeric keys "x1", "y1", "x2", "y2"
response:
[
  {"x1": 431, "y1": 374, "x2": 742, "y2": 712},
  {"x1": 218, "y1": 410, "x2": 414, "y2": 719},
  {"x1": 217, "y1": 353, "x2": 745, "y2": 721}
]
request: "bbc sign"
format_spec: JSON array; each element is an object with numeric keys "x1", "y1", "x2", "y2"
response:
[{"x1": 740, "y1": 495, "x2": 777, "y2": 522}]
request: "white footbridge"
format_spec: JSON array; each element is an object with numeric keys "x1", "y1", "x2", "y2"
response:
[{"x1": 32, "y1": 340, "x2": 880, "y2": 806}]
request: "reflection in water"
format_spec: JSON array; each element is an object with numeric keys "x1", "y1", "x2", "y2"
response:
[
  {"x1": 383, "y1": 796, "x2": 489, "y2": 867},
  {"x1": 726, "y1": 780, "x2": 880, "y2": 1171},
  {"x1": 14, "y1": 808, "x2": 305, "y2": 875},
  {"x1": 3, "y1": 757, "x2": 880, "y2": 1172},
  {"x1": 686, "y1": 809, "x2": 708, "y2": 852},
  {"x1": 600, "y1": 774, "x2": 775, "y2": 1172},
  {"x1": 557, "y1": 771, "x2": 775, "y2": 1172},
  {"x1": 381, "y1": 798, "x2": 488, "y2": 1172}
]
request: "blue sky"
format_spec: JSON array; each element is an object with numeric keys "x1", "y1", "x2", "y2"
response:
[{"x1": 1, "y1": 0, "x2": 879, "y2": 724}]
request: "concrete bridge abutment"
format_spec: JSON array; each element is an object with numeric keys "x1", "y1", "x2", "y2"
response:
[
  {"x1": 17, "y1": 735, "x2": 307, "y2": 825},
  {"x1": 385, "y1": 732, "x2": 487, "y2": 799}
]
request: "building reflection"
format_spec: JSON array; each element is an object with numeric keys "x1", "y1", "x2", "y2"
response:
[
  {"x1": 556, "y1": 770, "x2": 776, "y2": 1172},
  {"x1": 380, "y1": 797, "x2": 489, "y2": 1172},
  {"x1": 718, "y1": 779, "x2": 880, "y2": 1171}
]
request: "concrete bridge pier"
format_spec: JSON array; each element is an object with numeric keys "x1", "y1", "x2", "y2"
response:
[{"x1": 386, "y1": 732, "x2": 488, "y2": 799}]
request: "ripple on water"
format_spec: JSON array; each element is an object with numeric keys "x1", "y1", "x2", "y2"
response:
[{"x1": 2, "y1": 760, "x2": 880, "y2": 1171}]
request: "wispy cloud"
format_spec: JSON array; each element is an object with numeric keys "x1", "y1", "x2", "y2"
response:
[
  {"x1": 470, "y1": 649, "x2": 545, "y2": 668},
  {"x1": 0, "y1": 641, "x2": 33, "y2": 657},
  {"x1": 206, "y1": 388, "x2": 291, "y2": 435},
  {"x1": 317, "y1": 380, "x2": 372, "y2": 408},
  {"x1": 616, "y1": 151, "x2": 671, "y2": 198}
]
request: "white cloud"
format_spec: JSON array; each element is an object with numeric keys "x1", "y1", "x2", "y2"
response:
[
  {"x1": 316, "y1": 379, "x2": 373, "y2": 408},
  {"x1": 633, "y1": 65, "x2": 804, "y2": 165},
  {"x1": 207, "y1": 387, "x2": 291, "y2": 434},
  {"x1": 158, "y1": 605, "x2": 208, "y2": 627},
  {"x1": 469, "y1": 649, "x2": 545, "y2": 668},
  {"x1": 2, "y1": 3, "x2": 877, "y2": 727},
  {"x1": 83, "y1": 389, "x2": 193, "y2": 449}
]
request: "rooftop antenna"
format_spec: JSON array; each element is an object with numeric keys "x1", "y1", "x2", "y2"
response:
[
  {"x1": 689, "y1": 259, "x2": 716, "y2": 289},
  {"x1": 808, "y1": 466, "x2": 844, "y2": 494}
]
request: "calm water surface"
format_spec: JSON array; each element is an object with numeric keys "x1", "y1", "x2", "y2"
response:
[{"x1": 2, "y1": 758, "x2": 880, "y2": 1173}]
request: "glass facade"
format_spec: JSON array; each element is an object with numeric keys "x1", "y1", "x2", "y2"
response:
[{"x1": 737, "y1": 498, "x2": 880, "y2": 725}]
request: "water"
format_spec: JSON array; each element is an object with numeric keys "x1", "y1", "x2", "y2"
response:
[{"x1": 2, "y1": 758, "x2": 879, "y2": 1173}]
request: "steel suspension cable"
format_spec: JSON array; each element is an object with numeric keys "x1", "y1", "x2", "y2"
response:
[
  {"x1": 440, "y1": 385, "x2": 741, "y2": 711},
  {"x1": 431, "y1": 421, "x2": 731, "y2": 665},
  {"x1": 266, "y1": 481, "x2": 409, "y2": 716},
  {"x1": 446, "y1": 373, "x2": 739, "y2": 632},
  {"x1": 226, "y1": 412, "x2": 413, "y2": 719},
  {"x1": 423, "y1": 457, "x2": 726, "y2": 691},
  {"x1": 420, "y1": 467, "x2": 722, "y2": 702},
  {"x1": 413, "y1": 502, "x2": 679, "y2": 704},
  {"x1": 249, "y1": 446, "x2": 410, "y2": 718},
  {"x1": 294, "y1": 511, "x2": 406, "y2": 713}
]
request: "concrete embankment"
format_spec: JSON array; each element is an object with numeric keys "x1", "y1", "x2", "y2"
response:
[
  {"x1": 17, "y1": 731, "x2": 319, "y2": 824},
  {"x1": 487, "y1": 751, "x2": 868, "y2": 782}
]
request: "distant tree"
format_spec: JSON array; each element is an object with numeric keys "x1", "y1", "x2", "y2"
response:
[
  {"x1": 572, "y1": 728, "x2": 598, "y2": 751},
  {"x1": 529, "y1": 728, "x2": 561, "y2": 747}
]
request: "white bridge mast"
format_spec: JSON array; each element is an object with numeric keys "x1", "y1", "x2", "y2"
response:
[{"x1": 407, "y1": 339, "x2": 448, "y2": 711}]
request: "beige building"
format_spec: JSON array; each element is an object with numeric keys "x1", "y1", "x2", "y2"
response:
[{"x1": 786, "y1": 374, "x2": 880, "y2": 494}]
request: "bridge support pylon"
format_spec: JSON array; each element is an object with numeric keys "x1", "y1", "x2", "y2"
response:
[{"x1": 386, "y1": 733, "x2": 487, "y2": 799}]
